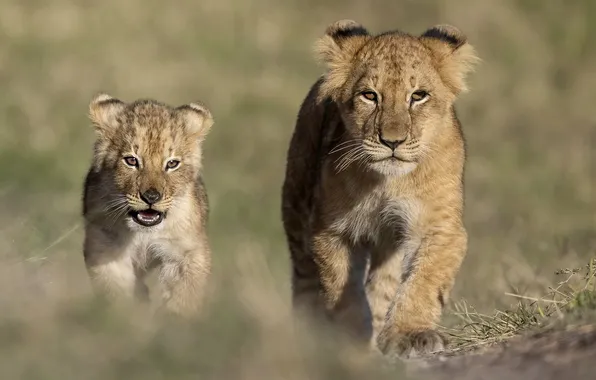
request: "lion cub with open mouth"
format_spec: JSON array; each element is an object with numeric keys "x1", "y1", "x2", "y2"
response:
[{"x1": 82, "y1": 94, "x2": 213, "y2": 317}]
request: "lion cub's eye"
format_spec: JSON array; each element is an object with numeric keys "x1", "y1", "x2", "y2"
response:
[
  {"x1": 166, "y1": 159, "x2": 180, "y2": 170},
  {"x1": 123, "y1": 156, "x2": 138, "y2": 168},
  {"x1": 410, "y1": 90, "x2": 429, "y2": 103},
  {"x1": 361, "y1": 91, "x2": 378, "y2": 102}
]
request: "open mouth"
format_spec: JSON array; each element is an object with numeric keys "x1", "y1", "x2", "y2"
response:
[{"x1": 129, "y1": 209, "x2": 164, "y2": 227}]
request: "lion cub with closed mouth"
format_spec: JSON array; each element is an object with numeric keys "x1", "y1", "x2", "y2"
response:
[
  {"x1": 82, "y1": 94, "x2": 213, "y2": 317},
  {"x1": 282, "y1": 20, "x2": 478, "y2": 358}
]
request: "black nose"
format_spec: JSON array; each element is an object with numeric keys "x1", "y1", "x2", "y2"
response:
[
  {"x1": 379, "y1": 133, "x2": 406, "y2": 150},
  {"x1": 140, "y1": 188, "x2": 162, "y2": 205}
]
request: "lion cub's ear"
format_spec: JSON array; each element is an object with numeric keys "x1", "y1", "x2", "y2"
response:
[
  {"x1": 88, "y1": 93, "x2": 126, "y2": 137},
  {"x1": 315, "y1": 19, "x2": 369, "y2": 66},
  {"x1": 315, "y1": 20, "x2": 370, "y2": 100},
  {"x1": 420, "y1": 25, "x2": 480, "y2": 95},
  {"x1": 176, "y1": 102, "x2": 214, "y2": 141}
]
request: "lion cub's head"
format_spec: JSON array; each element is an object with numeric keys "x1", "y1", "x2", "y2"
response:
[
  {"x1": 316, "y1": 20, "x2": 479, "y2": 176},
  {"x1": 88, "y1": 94, "x2": 213, "y2": 229}
]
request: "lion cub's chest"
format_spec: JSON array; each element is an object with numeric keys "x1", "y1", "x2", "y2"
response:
[
  {"x1": 330, "y1": 194, "x2": 422, "y2": 245},
  {"x1": 126, "y1": 230, "x2": 184, "y2": 269}
]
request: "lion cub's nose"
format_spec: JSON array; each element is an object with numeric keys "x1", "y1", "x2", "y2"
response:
[
  {"x1": 379, "y1": 133, "x2": 406, "y2": 150},
  {"x1": 140, "y1": 188, "x2": 162, "y2": 205}
]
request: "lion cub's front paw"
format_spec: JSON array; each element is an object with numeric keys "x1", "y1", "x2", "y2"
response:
[{"x1": 377, "y1": 329, "x2": 447, "y2": 360}]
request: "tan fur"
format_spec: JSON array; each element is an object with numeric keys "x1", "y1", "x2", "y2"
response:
[
  {"x1": 281, "y1": 20, "x2": 478, "y2": 358},
  {"x1": 82, "y1": 93, "x2": 214, "y2": 318}
]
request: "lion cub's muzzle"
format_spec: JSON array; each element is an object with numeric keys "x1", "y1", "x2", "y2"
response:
[
  {"x1": 128, "y1": 187, "x2": 166, "y2": 227},
  {"x1": 376, "y1": 133, "x2": 416, "y2": 163}
]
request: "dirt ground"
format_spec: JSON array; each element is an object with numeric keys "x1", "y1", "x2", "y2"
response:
[{"x1": 410, "y1": 324, "x2": 596, "y2": 380}]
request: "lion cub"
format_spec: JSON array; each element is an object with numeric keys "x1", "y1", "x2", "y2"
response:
[
  {"x1": 282, "y1": 20, "x2": 478, "y2": 358},
  {"x1": 82, "y1": 94, "x2": 213, "y2": 317}
]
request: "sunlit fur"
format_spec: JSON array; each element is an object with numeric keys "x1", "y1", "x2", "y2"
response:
[
  {"x1": 282, "y1": 20, "x2": 478, "y2": 358},
  {"x1": 82, "y1": 94, "x2": 213, "y2": 318},
  {"x1": 314, "y1": 22, "x2": 478, "y2": 178}
]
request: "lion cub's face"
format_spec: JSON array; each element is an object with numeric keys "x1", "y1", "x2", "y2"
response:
[
  {"x1": 88, "y1": 95, "x2": 213, "y2": 230},
  {"x1": 317, "y1": 21, "x2": 478, "y2": 176}
]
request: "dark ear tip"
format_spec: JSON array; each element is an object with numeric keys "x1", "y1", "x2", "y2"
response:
[
  {"x1": 421, "y1": 24, "x2": 467, "y2": 49},
  {"x1": 89, "y1": 92, "x2": 124, "y2": 109},
  {"x1": 178, "y1": 102, "x2": 210, "y2": 114},
  {"x1": 325, "y1": 19, "x2": 368, "y2": 39},
  {"x1": 90, "y1": 93, "x2": 112, "y2": 105}
]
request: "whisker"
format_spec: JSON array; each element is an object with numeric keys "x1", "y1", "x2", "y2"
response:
[
  {"x1": 330, "y1": 138, "x2": 361, "y2": 148},
  {"x1": 103, "y1": 200, "x2": 126, "y2": 212},
  {"x1": 335, "y1": 147, "x2": 359, "y2": 172},
  {"x1": 334, "y1": 146, "x2": 361, "y2": 166},
  {"x1": 104, "y1": 200, "x2": 127, "y2": 215},
  {"x1": 330, "y1": 137, "x2": 360, "y2": 147},
  {"x1": 105, "y1": 207, "x2": 128, "y2": 226},
  {"x1": 328, "y1": 143, "x2": 362, "y2": 155},
  {"x1": 103, "y1": 199, "x2": 127, "y2": 214},
  {"x1": 336, "y1": 146, "x2": 368, "y2": 173},
  {"x1": 329, "y1": 140, "x2": 362, "y2": 154},
  {"x1": 415, "y1": 146, "x2": 451, "y2": 174},
  {"x1": 351, "y1": 152, "x2": 372, "y2": 172}
]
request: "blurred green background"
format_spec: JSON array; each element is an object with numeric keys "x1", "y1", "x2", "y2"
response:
[{"x1": 0, "y1": 0, "x2": 595, "y2": 378}]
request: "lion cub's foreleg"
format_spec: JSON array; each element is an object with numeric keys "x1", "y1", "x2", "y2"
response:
[
  {"x1": 312, "y1": 230, "x2": 372, "y2": 343},
  {"x1": 157, "y1": 239, "x2": 211, "y2": 318},
  {"x1": 375, "y1": 225, "x2": 467, "y2": 359},
  {"x1": 365, "y1": 239, "x2": 406, "y2": 344},
  {"x1": 83, "y1": 235, "x2": 148, "y2": 303}
]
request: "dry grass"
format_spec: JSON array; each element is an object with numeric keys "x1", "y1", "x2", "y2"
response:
[{"x1": 445, "y1": 258, "x2": 596, "y2": 351}]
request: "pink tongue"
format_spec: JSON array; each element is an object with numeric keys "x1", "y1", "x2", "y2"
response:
[{"x1": 138, "y1": 210, "x2": 159, "y2": 221}]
